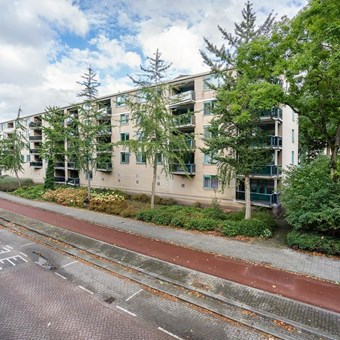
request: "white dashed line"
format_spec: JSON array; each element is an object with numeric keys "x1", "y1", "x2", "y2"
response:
[
  {"x1": 158, "y1": 327, "x2": 184, "y2": 339},
  {"x1": 20, "y1": 242, "x2": 35, "y2": 247},
  {"x1": 116, "y1": 306, "x2": 136, "y2": 317},
  {"x1": 78, "y1": 285, "x2": 94, "y2": 295},
  {"x1": 19, "y1": 252, "x2": 28, "y2": 257},
  {"x1": 125, "y1": 289, "x2": 143, "y2": 302},
  {"x1": 60, "y1": 260, "x2": 78, "y2": 268},
  {"x1": 55, "y1": 272, "x2": 67, "y2": 280},
  {"x1": 5, "y1": 245, "x2": 13, "y2": 249}
]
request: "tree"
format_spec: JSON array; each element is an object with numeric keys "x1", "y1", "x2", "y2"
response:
[
  {"x1": 41, "y1": 106, "x2": 68, "y2": 190},
  {"x1": 201, "y1": 2, "x2": 278, "y2": 219},
  {"x1": 271, "y1": 0, "x2": 340, "y2": 178},
  {"x1": 281, "y1": 156, "x2": 340, "y2": 235},
  {"x1": 123, "y1": 49, "x2": 193, "y2": 208},
  {"x1": 0, "y1": 107, "x2": 26, "y2": 186},
  {"x1": 71, "y1": 66, "x2": 112, "y2": 202}
]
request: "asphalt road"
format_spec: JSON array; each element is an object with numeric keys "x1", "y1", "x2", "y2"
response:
[{"x1": 0, "y1": 227, "x2": 264, "y2": 340}]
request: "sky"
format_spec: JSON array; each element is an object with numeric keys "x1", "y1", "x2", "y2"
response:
[{"x1": 0, "y1": 0, "x2": 307, "y2": 122}]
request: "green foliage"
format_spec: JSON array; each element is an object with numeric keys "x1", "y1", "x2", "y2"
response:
[
  {"x1": 184, "y1": 218, "x2": 218, "y2": 231},
  {"x1": 13, "y1": 185, "x2": 45, "y2": 199},
  {"x1": 89, "y1": 192, "x2": 128, "y2": 215},
  {"x1": 287, "y1": 230, "x2": 340, "y2": 256},
  {"x1": 43, "y1": 187, "x2": 87, "y2": 207},
  {"x1": 281, "y1": 156, "x2": 340, "y2": 233},
  {"x1": 221, "y1": 218, "x2": 273, "y2": 238},
  {"x1": 0, "y1": 177, "x2": 34, "y2": 192},
  {"x1": 44, "y1": 159, "x2": 55, "y2": 190}
]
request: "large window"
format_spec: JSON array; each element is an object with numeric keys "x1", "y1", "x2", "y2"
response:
[
  {"x1": 203, "y1": 175, "x2": 218, "y2": 189},
  {"x1": 203, "y1": 100, "x2": 216, "y2": 115},
  {"x1": 120, "y1": 132, "x2": 129, "y2": 141},
  {"x1": 203, "y1": 153, "x2": 216, "y2": 165},
  {"x1": 203, "y1": 74, "x2": 222, "y2": 90},
  {"x1": 120, "y1": 152, "x2": 130, "y2": 164},
  {"x1": 116, "y1": 94, "x2": 127, "y2": 107}
]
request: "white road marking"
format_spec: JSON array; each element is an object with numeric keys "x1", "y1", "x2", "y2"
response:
[
  {"x1": 0, "y1": 247, "x2": 11, "y2": 254},
  {"x1": 60, "y1": 260, "x2": 78, "y2": 268},
  {"x1": 158, "y1": 327, "x2": 184, "y2": 339},
  {"x1": 0, "y1": 255, "x2": 28, "y2": 265},
  {"x1": 78, "y1": 286, "x2": 94, "y2": 295},
  {"x1": 6, "y1": 245, "x2": 13, "y2": 249},
  {"x1": 125, "y1": 289, "x2": 143, "y2": 302},
  {"x1": 55, "y1": 273, "x2": 67, "y2": 280},
  {"x1": 116, "y1": 306, "x2": 136, "y2": 317},
  {"x1": 19, "y1": 252, "x2": 28, "y2": 257},
  {"x1": 20, "y1": 242, "x2": 35, "y2": 247}
]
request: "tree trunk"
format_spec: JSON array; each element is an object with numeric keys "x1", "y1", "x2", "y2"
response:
[
  {"x1": 330, "y1": 123, "x2": 340, "y2": 181},
  {"x1": 244, "y1": 175, "x2": 251, "y2": 220},
  {"x1": 86, "y1": 163, "x2": 91, "y2": 203},
  {"x1": 151, "y1": 159, "x2": 157, "y2": 209},
  {"x1": 14, "y1": 170, "x2": 21, "y2": 187}
]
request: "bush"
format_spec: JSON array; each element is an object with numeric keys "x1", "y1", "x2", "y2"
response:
[
  {"x1": 131, "y1": 193, "x2": 150, "y2": 203},
  {"x1": 43, "y1": 187, "x2": 87, "y2": 207},
  {"x1": 154, "y1": 195, "x2": 177, "y2": 206},
  {"x1": 221, "y1": 218, "x2": 273, "y2": 238},
  {"x1": 281, "y1": 156, "x2": 340, "y2": 233},
  {"x1": 287, "y1": 230, "x2": 340, "y2": 255},
  {"x1": 13, "y1": 185, "x2": 45, "y2": 200},
  {"x1": 136, "y1": 209, "x2": 155, "y2": 222},
  {"x1": 120, "y1": 206, "x2": 138, "y2": 218},
  {"x1": 184, "y1": 218, "x2": 218, "y2": 231},
  {"x1": 89, "y1": 192, "x2": 127, "y2": 215},
  {"x1": 0, "y1": 176, "x2": 34, "y2": 192}
]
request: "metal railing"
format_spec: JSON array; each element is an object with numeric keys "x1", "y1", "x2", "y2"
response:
[
  {"x1": 174, "y1": 114, "x2": 195, "y2": 128},
  {"x1": 170, "y1": 90, "x2": 195, "y2": 107},
  {"x1": 259, "y1": 107, "x2": 282, "y2": 120},
  {"x1": 67, "y1": 177, "x2": 80, "y2": 186},
  {"x1": 170, "y1": 163, "x2": 196, "y2": 175},
  {"x1": 236, "y1": 191, "x2": 280, "y2": 206},
  {"x1": 30, "y1": 161, "x2": 43, "y2": 167},
  {"x1": 29, "y1": 135, "x2": 43, "y2": 141},
  {"x1": 251, "y1": 165, "x2": 282, "y2": 176}
]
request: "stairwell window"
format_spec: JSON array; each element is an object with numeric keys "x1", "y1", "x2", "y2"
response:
[
  {"x1": 120, "y1": 113, "x2": 129, "y2": 126},
  {"x1": 120, "y1": 132, "x2": 129, "y2": 141},
  {"x1": 292, "y1": 129, "x2": 295, "y2": 143},
  {"x1": 203, "y1": 100, "x2": 216, "y2": 115},
  {"x1": 136, "y1": 152, "x2": 146, "y2": 164},
  {"x1": 203, "y1": 175, "x2": 218, "y2": 189},
  {"x1": 120, "y1": 152, "x2": 130, "y2": 164},
  {"x1": 291, "y1": 151, "x2": 295, "y2": 165}
]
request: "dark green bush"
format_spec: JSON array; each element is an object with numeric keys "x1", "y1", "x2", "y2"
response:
[
  {"x1": 120, "y1": 206, "x2": 138, "y2": 218},
  {"x1": 221, "y1": 218, "x2": 273, "y2": 238},
  {"x1": 154, "y1": 195, "x2": 177, "y2": 206},
  {"x1": 151, "y1": 210, "x2": 174, "y2": 225},
  {"x1": 287, "y1": 230, "x2": 340, "y2": 255},
  {"x1": 136, "y1": 209, "x2": 155, "y2": 222},
  {"x1": 184, "y1": 218, "x2": 218, "y2": 231},
  {"x1": 131, "y1": 193, "x2": 150, "y2": 203}
]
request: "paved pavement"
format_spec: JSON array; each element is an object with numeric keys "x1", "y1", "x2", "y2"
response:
[{"x1": 0, "y1": 191, "x2": 338, "y2": 283}]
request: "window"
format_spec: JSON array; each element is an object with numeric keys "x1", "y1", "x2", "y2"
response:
[
  {"x1": 156, "y1": 153, "x2": 162, "y2": 164},
  {"x1": 203, "y1": 175, "x2": 218, "y2": 189},
  {"x1": 292, "y1": 110, "x2": 295, "y2": 122},
  {"x1": 120, "y1": 132, "x2": 129, "y2": 141},
  {"x1": 203, "y1": 100, "x2": 216, "y2": 115},
  {"x1": 135, "y1": 131, "x2": 144, "y2": 140},
  {"x1": 136, "y1": 152, "x2": 146, "y2": 164},
  {"x1": 203, "y1": 125, "x2": 212, "y2": 139},
  {"x1": 20, "y1": 155, "x2": 24, "y2": 162},
  {"x1": 291, "y1": 151, "x2": 295, "y2": 165},
  {"x1": 203, "y1": 153, "x2": 216, "y2": 165},
  {"x1": 292, "y1": 129, "x2": 295, "y2": 143},
  {"x1": 116, "y1": 94, "x2": 127, "y2": 107},
  {"x1": 120, "y1": 113, "x2": 129, "y2": 125},
  {"x1": 120, "y1": 152, "x2": 130, "y2": 164},
  {"x1": 26, "y1": 155, "x2": 30, "y2": 162},
  {"x1": 203, "y1": 75, "x2": 222, "y2": 90}
]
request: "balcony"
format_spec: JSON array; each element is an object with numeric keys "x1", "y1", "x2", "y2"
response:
[
  {"x1": 174, "y1": 114, "x2": 195, "y2": 129},
  {"x1": 67, "y1": 162, "x2": 78, "y2": 170},
  {"x1": 96, "y1": 162, "x2": 112, "y2": 172},
  {"x1": 54, "y1": 176, "x2": 66, "y2": 183},
  {"x1": 29, "y1": 135, "x2": 43, "y2": 141},
  {"x1": 251, "y1": 165, "x2": 282, "y2": 177},
  {"x1": 236, "y1": 191, "x2": 280, "y2": 207},
  {"x1": 170, "y1": 90, "x2": 195, "y2": 107},
  {"x1": 97, "y1": 127, "x2": 112, "y2": 136},
  {"x1": 29, "y1": 148, "x2": 40, "y2": 154},
  {"x1": 259, "y1": 107, "x2": 282, "y2": 121},
  {"x1": 54, "y1": 162, "x2": 65, "y2": 169},
  {"x1": 29, "y1": 121, "x2": 42, "y2": 129},
  {"x1": 67, "y1": 177, "x2": 80, "y2": 186},
  {"x1": 30, "y1": 161, "x2": 43, "y2": 168},
  {"x1": 98, "y1": 106, "x2": 111, "y2": 118},
  {"x1": 170, "y1": 163, "x2": 196, "y2": 175},
  {"x1": 269, "y1": 135, "x2": 282, "y2": 148}
]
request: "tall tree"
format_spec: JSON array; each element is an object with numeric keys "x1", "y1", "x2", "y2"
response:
[
  {"x1": 201, "y1": 2, "x2": 277, "y2": 219},
  {"x1": 272, "y1": 0, "x2": 340, "y2": 179},
  {"x1": 124, "y1": 49, "x2": 193, "y2": 208},
  {"x1": 0, "y1": 107, "x2": 27, "y2": 186},
  {"x1": 71, "y1": 66, "x2": 112, "y2": 202}
]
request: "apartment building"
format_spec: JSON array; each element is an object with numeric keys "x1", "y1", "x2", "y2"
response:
[{"x1": 0, "y1": 71, "x2": 298, "y2": 208}]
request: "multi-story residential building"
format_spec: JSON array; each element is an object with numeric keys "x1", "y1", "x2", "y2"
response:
[{"x1": 0, "y1": 71, "x2": 298, "y2": 209}]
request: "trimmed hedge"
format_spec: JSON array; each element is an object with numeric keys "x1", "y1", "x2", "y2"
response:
[
  {"x1": 0, "y1": 176, "x2": 34, "y2": 192},
  {"x1": 287, "y1": 230, "x2": 340, "y2": 255},
  {"x1": 221, "y1": 218, "x2": 272, "y2": 238}
]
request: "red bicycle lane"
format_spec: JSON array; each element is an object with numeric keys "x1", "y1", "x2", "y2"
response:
[{"x1": 1, "y1": 198, "x2": 339, "y2": 313}]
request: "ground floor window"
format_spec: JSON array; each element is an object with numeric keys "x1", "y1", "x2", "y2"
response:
[{"x1": 203, "y1": 175, "x2": 218, "y2": 189}]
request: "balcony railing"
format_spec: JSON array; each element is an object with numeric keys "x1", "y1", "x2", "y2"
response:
[
  {"x1": 269, "y1": 135, "x2": 282, "y2": 148},
  {"x1": 54, "y1": 162, "x2": 65, "y2": 168},
  {"x1": 97, "y1": 127, "x2": 112, "y2": 136},
  {"x1": 251, "y1": 165, "x2": 282, "y2": 177},
  {"x1": 30, "y1": 161, "x2": 43, "y2": 168},
  {"x1": 67, "y1": 162, "x2": 78, "y2": 169},
  {"x1": 96, "y1": 162, "x2": 113, "y2": 171},
  {"x1": 170, "y1": 90, "x2": 195, "y2": 107},
  {"x1": 29, "y1": 148, "x2": 40, "y2": 154},
  {"x1": 174, "y1": 114, "x2": 195, "y2": 128},
  {"x1": 98, "y1": 106, "x2": 111, "y2": 118},
  {"x1": 54, "y1": 176, "x2": 66, "y2": 183},
  {"x1": 67, "y1": 177, "x2": 80, "y2": 186},
  {"x1": 29, "y1": 121, "x2": 42, "y2": 128},
  {"x1": 170, "y1": 163, "x2": 196, "y2": 175},
  {"x1": 259, "y1": 107, "x2": 282, "y2": 120},
  {"x1": 236, "y1": 191, "x2": 280, "y2": 206},
  {"x1": 29, "y1": 135, "x2": 43, "y2": 141}
]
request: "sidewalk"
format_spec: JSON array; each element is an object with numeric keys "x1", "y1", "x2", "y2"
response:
[{"x1": 0, "y1": 191, "x2": 338, "y2": 283}]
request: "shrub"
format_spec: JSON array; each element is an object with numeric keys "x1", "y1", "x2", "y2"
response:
[
  {"x1": 0, "y1": 176, "x2": 34, "y2": 192},
  {"x1": 89, "y1": 192, "x2": 127, "y2": 215},
  {"x1": 184, "y1": 218, "x2": 218, "y2": 231},
  {"x1": 287, "y1": 230, "x2": 340, "y2": 255},
  {"x1": 43, "y1": 187, "x2": 87, "y2": 207},
  {"x1": 151, "y1": 210, "x2": 174, "y2": 225},
  {"x1": 221, "y1": 218, "x2": 273, "y2": 238},
  {"x1": 281, "y1": 156, "x2": 340, "y2": 233},
  {"x1": 136, "y1": 209, "x2": 155, "y2": 222},
  {"x1": 13, "y1": 185, "x2": 45, "y2": 200},
  {"x1": 154, "y1": 195, "x2": 177, "y2": 206},
  {"x1": 120, "y1": 206, "x2": 138, "y2": 218},
  {"x1": 131, "y1": 193, "x2": 150, "y2": 203}
]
